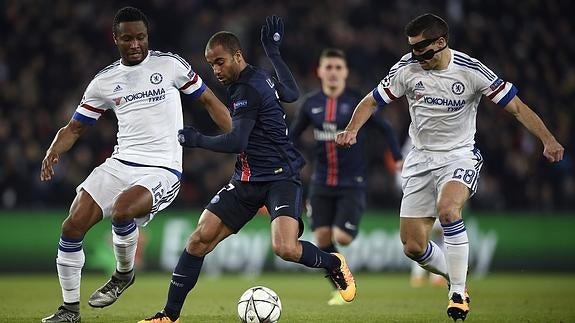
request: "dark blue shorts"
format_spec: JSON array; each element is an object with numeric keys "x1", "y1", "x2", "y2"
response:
[
  {"x1": 307, "y1": 185, "x2": 366, "y2": 237},
  {"x1": 206, "y1": 178, "x2": 304, "y2": 235}
]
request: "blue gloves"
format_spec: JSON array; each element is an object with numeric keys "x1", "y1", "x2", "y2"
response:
[
  {"x1": 261, "y1": 15, "x2": 284, "y2": 57},
  {"x1": 178, "y1": 126, "x2": 201, "y2": 148}
]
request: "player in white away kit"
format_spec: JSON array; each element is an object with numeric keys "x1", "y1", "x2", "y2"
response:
[
  {"x1": 336, "y1": 13, "x2": 564, "y2": 321},
  {"x1": 40, "y1": 7, "x2": 232, "y2": 323}
]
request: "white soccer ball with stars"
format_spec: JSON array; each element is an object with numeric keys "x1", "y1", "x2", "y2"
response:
[{"x1": 237, "y1": 286, "x2": 282, "y2": 323}]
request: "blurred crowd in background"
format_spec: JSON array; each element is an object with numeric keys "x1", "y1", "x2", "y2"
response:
[{"x1": 1, "y1": 0, "x2": 573, "y2": 211}]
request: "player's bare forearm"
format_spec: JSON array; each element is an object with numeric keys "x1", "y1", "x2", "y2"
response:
[
  {"x1": 504, "y1": 96, "x2": 564, "y2": 162},
  {"x1": 346, "y1": 93, "x2": 378, "y2": 132},
  {"x1": 199, "y1": 88, "x2": 232, "y2": 133},
  {"x1": 41, "y1": 119, "x2": 85, "y2": 181}
]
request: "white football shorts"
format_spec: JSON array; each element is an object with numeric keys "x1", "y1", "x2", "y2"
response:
[
  {"x1": 77, "y1": 158, "x2": 181, "y2": 226},
  {"x1": 400, "y1": 146, "x2": 483, "y2": 218}
]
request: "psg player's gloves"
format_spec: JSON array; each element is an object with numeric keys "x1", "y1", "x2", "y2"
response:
[
  {"x1": 178, "y1": 126, "x2": 201, "y2": 148},
  {"x1": 261, "y1": 15, "x2": 284, "y2": 57}
]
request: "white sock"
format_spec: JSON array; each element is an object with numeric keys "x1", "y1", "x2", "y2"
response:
[
  {"x1": 112, "y1": 220, "x2": 139, "y2": 273},
  {"x1": 442, "y1": 219, "x2": 469, "y2": 297},
  {"x1": 416, "y1": 240, "x2": 449, "y2": 279},
  {"x1": 56, "y1": 237, "x2": 85, "y2": 304}
]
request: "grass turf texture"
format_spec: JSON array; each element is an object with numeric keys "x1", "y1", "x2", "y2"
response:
[{"x1": 1, "y1": 272, "x2": 574, "y2": 322}]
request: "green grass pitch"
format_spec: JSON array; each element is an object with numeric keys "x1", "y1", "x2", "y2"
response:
[{"x1": 1, "y1": 272, "x2": 574, "y2": 322}]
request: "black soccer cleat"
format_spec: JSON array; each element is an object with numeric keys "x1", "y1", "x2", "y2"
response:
[
  {"x1": 88, "y1": 271, "x2": 135, "y2": 308},
  {"x1": 447, "y1": 292, "x2": 470, "y2": 321},
  {"x1": 41, "y1": 306, "x2": 81, "y2": 323}
]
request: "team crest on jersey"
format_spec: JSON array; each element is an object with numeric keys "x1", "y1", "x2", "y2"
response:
[
  {"x1": 150, "y1": 72, "x2": 163, "y2": 84},
  {"x1": 451, "y1": 81, "x2": 465, "y2": 95}
]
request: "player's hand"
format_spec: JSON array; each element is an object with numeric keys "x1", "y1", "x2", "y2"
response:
[
  {"x1": 41, "y1": 150, "x2": 59, "y2": 181},
  {"x1": 261, "y1": 15, "x2": 284, "y2": 58},
  {"x1": 335, "y1": 130, "x2": 358, "y2": 148},
  {"x1": 178, "y1": 126, "x2": 201, "y2": 148},
  {"x1": 543, "y1": 138, "x2": 564, "y2": 162}
]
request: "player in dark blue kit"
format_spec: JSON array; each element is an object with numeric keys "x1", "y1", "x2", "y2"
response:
[
  {"x1": 138, "y1": 17, "x2": 356, "y2": 323},
  {"x1": 291, "y1": 48, "x2": 403, "y2": 305}
]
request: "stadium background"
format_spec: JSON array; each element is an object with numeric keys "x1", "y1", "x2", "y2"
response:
[{"x1": 1, "y1": 0, "x2": 574, "y2": 274}]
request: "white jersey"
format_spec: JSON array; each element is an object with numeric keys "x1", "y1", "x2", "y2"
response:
[
  {"x1": 73, "y1": 50, "x2": 206, "y2": 173},
  {"x1": 373, "y1": 49, "x2": 517, "y2": 151}
]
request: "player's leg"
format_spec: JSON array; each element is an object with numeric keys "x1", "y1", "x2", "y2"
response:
[
  {"x1": 437, "y1": 181, "x2": 471, "y2": 321},
  {"x1": 325, "y1": 188, "x2": 364, "y2": 304},
  {"x1": 87, "y1": 184, "x2": 150, "y2": 308},
  {"x1": 89, "y1": 163, "x2": 180, "y2": 308},
  {"x1": 400, "y1": 163, "x2": 449, "y2": 280},
  {"x1": 154, "y1": 209, "x2": 234, "y2": 322},
  {"x1": 267, "y1": 179, "x2": 356, "y2": 302},
  {"x1": 400, "y1": 217, "x2": 448, "y2": 278},
  {"x1": 140, "y1": 181, "x2": 246, "y2": 323},
  {"x1": 308, "y1": 185, "x2": 337, "y2": 251},
  {"x1": 42, "y1": 189, "x2": 102, "y2": 323},
  {"x1": 307, "y1": 186, "x2": 343, "y2": 302},
  {"x1": 332, "y1": 187, "x2": 364, "y2": 246},
  {"x1": 438, "y1": 148, "x2": 482, "y2": 321}
]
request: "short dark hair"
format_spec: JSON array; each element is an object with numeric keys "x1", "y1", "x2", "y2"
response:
[
  {"x1": 405, "y1": 13, "x2": 449, "y2": 42},
  {"x1": 206, "y1": 31, "x2": 242, "y2": 54},
  {"x1": 113, "y1": 7, "x2": 150, "y2": 35},
  {"x1": 319, "y1": 48, "x2": 346, "y2": 61}
]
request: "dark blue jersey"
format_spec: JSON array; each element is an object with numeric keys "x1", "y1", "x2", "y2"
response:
[
  {"x1": 291, "y1": 89, "x2": 402, "y2": 188},
  {"x1": 227, "y1": 65, "x2": 305, "y2": 182}
]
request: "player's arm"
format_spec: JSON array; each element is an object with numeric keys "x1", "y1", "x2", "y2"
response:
[
  {"x1": 41, "y1": 119, "x2": 88, "y2": 181},
  {"x1": 178, "y1": 118, "x2": 254, "y2": 153},
  {"x1": 367, "y1": 113, "x2": 403, "y2": 161},
  {"x1": 504, "y1": 96, "x2": 564, "y2": 162},
  {"x1": 261, "y1": 15, "x2": 300, "y2": 102},
  {"x1": 196, "y1": 87, "x2": 232, "y2": 133},
  {"x1": 336, "y1": 92, "x2": 378, "y2": 148},
  {"x1": 178, "y1": 83, "x2": 258, "y2": 153}
]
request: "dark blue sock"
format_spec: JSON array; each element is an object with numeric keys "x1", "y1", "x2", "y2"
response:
[
  {"x1": 164, "y1": 250, "x2": 204, "y2": 320},
  {"x1": 298, "y1": 240, "x2": 340, "y2": 270},
  {"x1": 320, "y1": 243, "x2": 340, "y2": 289}
]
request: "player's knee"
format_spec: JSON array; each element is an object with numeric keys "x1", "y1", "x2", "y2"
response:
[
  {"x1": 271, "y1": 241, "x2": 299, "y2": 262},
  {"x1": 61, "y1": 216, "x2": 88, "y2": 238},
  {"x1": 111, "y1": 202, "x2": 136, "y2": 223},
  {"x1": 436, "y1": 202, "x2": 459, "y2": 224},
  {"x1": 185, "y1": 230, "x2": 214, "y2": 257},
  {"x1": 333, "y1": 232, "x2": 354, "y2": 246},
  {"x1": 402, "y1": 240, "x2": 427, "y2": 260}
]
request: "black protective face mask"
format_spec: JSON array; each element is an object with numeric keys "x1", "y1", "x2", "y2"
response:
[
  {"x1": 411, "y1": 44, "x2": 447, "y2": 62},
  {"x1": 409, "y1": 35, "x2": 447, "y2": 62}
]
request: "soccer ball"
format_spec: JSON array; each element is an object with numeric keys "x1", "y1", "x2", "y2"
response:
[{"x1": 237, "y1": 286, "x2": 282, "y2": 323}]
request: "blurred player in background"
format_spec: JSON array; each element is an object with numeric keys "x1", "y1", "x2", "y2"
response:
[
  {"x1": 39, "y1": 7, "x2": 232, "y2": 323},
  {"x1": 139, "y1": 16, "x2": 356, "y2": 323},
  {"x1": 336, "y1": 13, "x2": 564, "y2": 321},
  {"x1": 290, "y1": 48, "x2": 402, "y2": 305}
]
